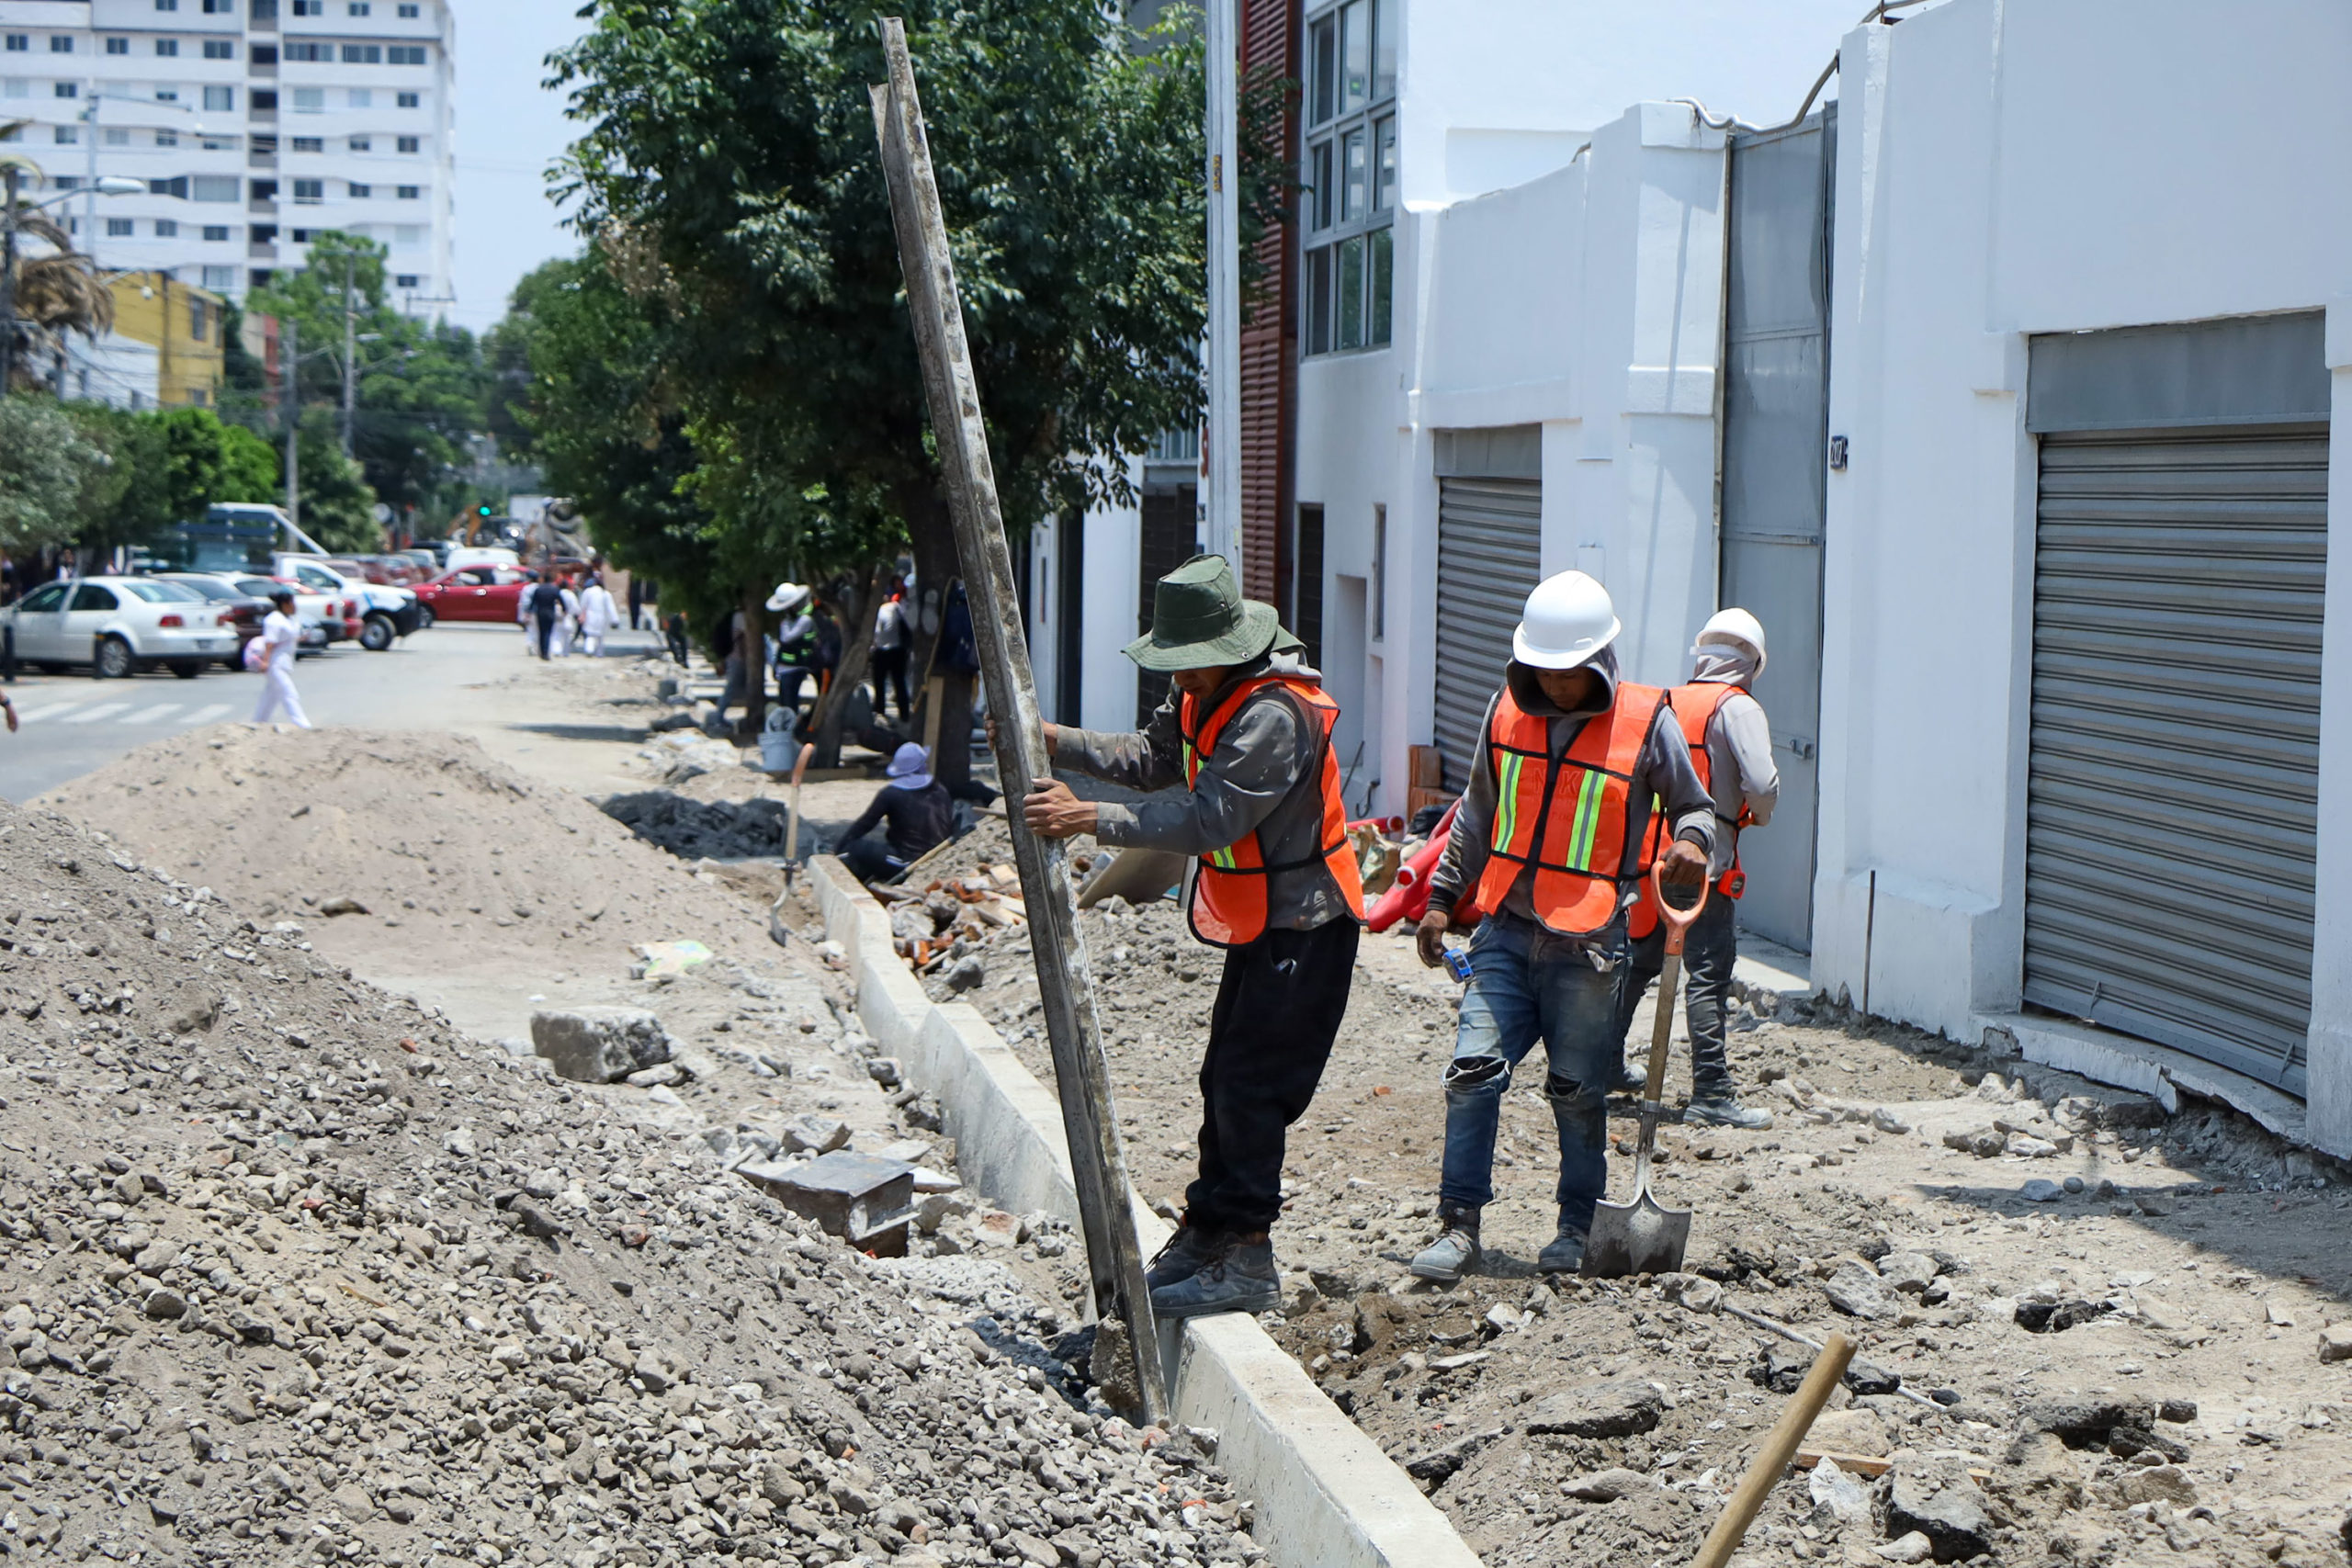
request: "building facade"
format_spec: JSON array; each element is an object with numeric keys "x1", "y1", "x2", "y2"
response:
[
  {"x1": 0, "y1": 0, "x2": 455, "y2": 310},
  {"x1": 106, "y1": 268, "x2": 223, "y2": 403}
]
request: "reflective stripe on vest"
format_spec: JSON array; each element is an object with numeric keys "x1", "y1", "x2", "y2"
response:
[
  {"x1": 1472, "y1": 682, "x2": 1667, "y2": 938},
  {"x1": 1179, "y1": 674, "x2": 1367, "y2": 948}
]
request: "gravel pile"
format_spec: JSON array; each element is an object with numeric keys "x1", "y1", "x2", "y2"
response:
[{"x1": 0, "y1": 800, "x2": 1255, "y2": 1567}]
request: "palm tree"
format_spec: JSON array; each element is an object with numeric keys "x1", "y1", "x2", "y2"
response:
[{"x1": 2, "y1": 143, "x2": 116, "y2": 394}]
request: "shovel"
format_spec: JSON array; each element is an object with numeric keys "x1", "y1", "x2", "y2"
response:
[{"x1": 1584, "y1": 861, "x2": 1708, "y2": 1279}]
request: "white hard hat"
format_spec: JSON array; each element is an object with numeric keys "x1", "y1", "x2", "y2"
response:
[
  {"x1": 765, "y1": 581, "x2": 810, "y2": 614},
  {"x1": 1692, "y1": 607, "x2": 1767, "y2": 671},
  {"x1": 1511, "y1": 571, "x2": 1622, "y2": 671}
]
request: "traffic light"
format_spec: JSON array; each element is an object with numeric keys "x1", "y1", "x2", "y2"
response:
[{"x1": 477, "y1": 502, "x2": 492, "y2": 520}]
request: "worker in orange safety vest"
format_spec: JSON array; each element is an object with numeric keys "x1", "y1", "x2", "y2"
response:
[
  {"x1": 1012, "y1": 555, "x2": 1364, "y2": 1320},
  {"x1": 1406, "y1": 570, "x2": 1717, "y2": 1283},
  {"x1": 1612, "y1": 608, "x2": 1781, "y2": 1129}
]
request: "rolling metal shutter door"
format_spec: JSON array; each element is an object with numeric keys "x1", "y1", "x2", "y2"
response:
[
  {"x1": 1434, "y1": 477, "x2": 1542, "y2": 793},
  {"x1": 2023, "y1": 425, "x2": 2325, "y2": 1093}
]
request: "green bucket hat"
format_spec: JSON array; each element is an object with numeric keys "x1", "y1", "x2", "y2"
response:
[{"x1": 1122, "y1": 554, "x2": 1283, "y2": 672}]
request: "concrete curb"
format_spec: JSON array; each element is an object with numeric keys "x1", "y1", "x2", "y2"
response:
[{"x1": 809, "y1": 856, "x2": 1482, "y2": 1568}]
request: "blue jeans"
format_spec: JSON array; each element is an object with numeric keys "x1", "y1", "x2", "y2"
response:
[{"x1": 1436, "y1": 913, "x2": 1623, "y2": 1232}]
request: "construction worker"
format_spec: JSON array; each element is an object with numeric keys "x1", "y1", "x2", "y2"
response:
[
  {"x1": 1408, "y1": 571, "x2": 1714, "y2": 1282},
  {"x1": 1612, "y1": 608, "x2": 1781, "y2": 1129},
  {"x1": 1013, "y1": 555, "x2": 1363, "y2": 1320}
]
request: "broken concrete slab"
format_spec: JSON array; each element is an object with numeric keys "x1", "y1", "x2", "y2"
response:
[
  {"x1": 1880, "y1": 1454, "x2": 1993, "y2": 1562},
  {"x1": 740, "y1": 1150, "x2": 914, "y2": 1257},
  {"x1": 1826, "y1": 1258, "x2": 1898, "y2": 1320},
  {"x1": 530, "y1": 1007, "x2": 673, "y2": 1083},
  {"x1": 1522, "y1": 1376, "x2": 1664, "y2": 1438}
]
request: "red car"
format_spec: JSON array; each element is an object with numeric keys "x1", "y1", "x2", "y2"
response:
[{"x1": 414, "y1": 564, "x2": 537, "y2": 623}]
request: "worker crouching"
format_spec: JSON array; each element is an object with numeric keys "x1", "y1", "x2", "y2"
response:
[
  {"x1": 1410, "y1": 571, "x2": 1715, "y2": 1283},
  {"x1": 1014, "y1": 556, "x2": 1363, "y2": 1320}
]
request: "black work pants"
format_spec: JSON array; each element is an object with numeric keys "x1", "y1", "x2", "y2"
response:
[
  {"x1": 870, "y1": 647, "x2": 911, "y2": 719},
  {"x1": 1612, "y1": 891, "x2": 1740, "y2": 1098},
  {"x1": 1187, "y1": 917, "x2": 1360, "y2": 1232},
  {"x1": 533, "y1": 611, "x2": 557, "y2": 660}
]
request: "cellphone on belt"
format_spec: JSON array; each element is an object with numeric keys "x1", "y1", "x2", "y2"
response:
[{"x1": 1443, "y1": 948, "x2": 1475, "y2": 985}]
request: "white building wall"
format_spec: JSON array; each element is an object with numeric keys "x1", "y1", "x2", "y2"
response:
[
  {"x1": 1026, "y1": 465, "x2": 1144, "y2": 739},
  {"x1": 0, "y1": 0, "x2": 455, "y2": 314},
  {"x1": 62, "y1": 328, "x2": 161, "y2": 408},
  {"x1": 1814, "y1": 0, "x2": 2352, "y2": 1154},
  {"x1": 1298, "y1": 0, "x2": 1860, "y2": 820}
]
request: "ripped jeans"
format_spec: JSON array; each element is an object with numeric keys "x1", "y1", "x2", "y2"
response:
[{"x1": 1435, "y1": 911, "x2": 1623, "y2": 1233}]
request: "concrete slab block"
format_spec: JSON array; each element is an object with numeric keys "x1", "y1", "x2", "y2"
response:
[{"x1": 740, "y1": 1150, "x2": 913, "y2": 1257}]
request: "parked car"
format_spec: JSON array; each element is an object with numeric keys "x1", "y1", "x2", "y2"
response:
[
  {"x1": 414, "y1": 562, "x2": 538, "y2": 624},
  {"x1": 273, "y1": 555, "x2": 422, "y2": 650},
  {"x1": 0, "y1": 577, "x2": 234, "y2": 678},
  {"x1": 151, "y1": 574, "x2": 272, "y2": 668}
]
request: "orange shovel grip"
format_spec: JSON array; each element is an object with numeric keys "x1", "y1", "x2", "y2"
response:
[{"x1": 1648, "y1": 859, "x2": 1710, "y2": 956}]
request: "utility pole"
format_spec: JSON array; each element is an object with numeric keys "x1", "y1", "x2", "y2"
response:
[
  {"x1": 1203, "y1": 0, "x2": 1241, "y2": 571},
  {"x1": 282, "y1": 317, "x2": 300, "y2": 531},
  {"x1": 339, "y1": 259, "x2": 356, "y2": 457},
  {"x1": 1, "y1": 164, "x2": 18, "y2": 397}
]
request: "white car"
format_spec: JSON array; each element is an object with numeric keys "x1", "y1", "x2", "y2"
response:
[
  {"x1": 273, "y1": 555, "x2": 422, "y2": 651},
  {"x1": 1, "y1": 577, "x2": 234, "y2": 679}
]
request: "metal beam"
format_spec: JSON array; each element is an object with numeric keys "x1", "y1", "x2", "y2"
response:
[{"x1": 870, "y1": 20, "x2": 1168, "y2": 1425}]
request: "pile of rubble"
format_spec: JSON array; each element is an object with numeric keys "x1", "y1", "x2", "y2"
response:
[
  {"x1": 874, "y1": 863, "x2": 1031, "y2": 975},
  {"x1": 0, "y1": 799, "x2": 1261, "y2": 1568}
]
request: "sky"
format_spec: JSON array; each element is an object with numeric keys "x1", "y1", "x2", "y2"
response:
[{"x1": 447, "y1": 1, "x2": 595, "y2": 336}]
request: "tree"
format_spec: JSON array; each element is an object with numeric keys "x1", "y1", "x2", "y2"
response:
[
  {"x1": 548, "y1": 0, "x2": 1208, "y2": 774},
  {"x1": 293, "y1": 410, "x2": 379, "y2": 553},
  {"x1": 0, "y1": 396, "x2": 107, "y2": 550}
]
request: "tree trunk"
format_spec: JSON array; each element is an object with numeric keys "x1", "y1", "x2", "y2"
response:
[
  {"x1": 739, "y1": 580, "x2": 768, "y2": 739},
  {"x1": 809, "y1": 560, "x2": 884, "y2": 769}
]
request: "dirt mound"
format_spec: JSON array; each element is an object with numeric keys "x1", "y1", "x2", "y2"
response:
[{"x1": 0, "y1": 801, "x2": 1250, "y2": 1566}]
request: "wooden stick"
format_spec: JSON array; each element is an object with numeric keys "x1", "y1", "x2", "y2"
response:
[
  {"x1": 870, "y1": 26, "x2": 1167, "y2": 1425},
  {"x1": 1690, "y1": 1331, "x2": 1856, "y2": 1568}
]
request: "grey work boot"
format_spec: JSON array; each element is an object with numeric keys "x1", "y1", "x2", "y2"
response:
[
  {"x1": 1537, "y1": 1213, "x2": 1588, "y2": 1274},
  {"x1": 1144, "y1": 1221, "x2": 1220, "y2": 1292},
  {"x1": 1150, "y1": 1231, "x2": 1280, "y2": 1320},
  {"x1": 1408, "y1": 1207, "x2": 1483, "y2": 1284},
  {"x1": 1686, "y1": 1092, "x2": 1774, "y2": 1131},
  {"x1": 1610, "y1": 1058, "x2": 1646, "y2": 1095}
]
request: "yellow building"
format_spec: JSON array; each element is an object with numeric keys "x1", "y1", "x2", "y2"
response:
[{"x1": 106, "y1": 273, "x2": 227, "y2": 410}]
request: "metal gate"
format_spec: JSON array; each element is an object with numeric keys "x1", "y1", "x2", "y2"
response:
[
  {"x1": 1716, "y1": 107, "x2": 1835, "y2": 953},
  {"x1": 1433, "y1": 432, "x2": 1542, "y2": 793},
  {"x1": 2022, "y1": 424, "x2": 2327, "y2": 1091}
]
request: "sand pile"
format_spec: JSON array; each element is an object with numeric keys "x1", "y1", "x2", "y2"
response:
[{"x1": 0, "y1": 799, "x2": 1255, "y2": 1568}]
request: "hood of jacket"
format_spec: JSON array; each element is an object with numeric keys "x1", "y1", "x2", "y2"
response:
[
  {"x1": 1505, "y1": 644, "x2": 1620, "y2": 721},
  {"x1": 1690, "y1": 646, "x2": 1759, "y2": 688}
]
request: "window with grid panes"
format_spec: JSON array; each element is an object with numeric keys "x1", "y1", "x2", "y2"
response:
[{"x1": 1300, "y1": 0, "x2": 1396, "y2": 356}]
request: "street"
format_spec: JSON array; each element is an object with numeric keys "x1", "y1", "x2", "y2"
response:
[{"x1": 0, "y1": 621, "x2": 668, "y2": 801}]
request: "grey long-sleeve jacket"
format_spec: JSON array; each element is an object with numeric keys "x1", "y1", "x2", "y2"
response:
[
  {"x1": 1053, "y1": 649, "x2": 1359, "y2": 933},
  {"x1": 1686, "y1": 648, "x2": 1779, "y2": 877},
  {"x1": 1429, "y1": 647, "x2": 1716, "y2": 943}
]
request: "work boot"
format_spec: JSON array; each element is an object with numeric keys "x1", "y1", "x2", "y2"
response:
[
  {"x1": 1537, "y1": 1212, "x2": 1588, "y2": 1274},
  {"x1": 1685, "y1": 1092, "x2": 1774, "y2": 1131},
  {"x1": 1150, "y1": 1231, "x2": 1281, "y2": 1319},
  {"x1": 1144, "y1": 1220, "x2": 1220, "y2": 1292},
  {"x1": 1408, "y1": 1207, "x2": 1482, "y2": 1284},
  {"x1": 1610, "y1": 1059, "x2": 1647, "y2": 1095}
]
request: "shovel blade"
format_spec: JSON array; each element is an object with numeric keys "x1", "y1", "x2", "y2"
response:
[{"x1": 1581, "y1": 1190, "x2": 1692, "y2": 1279}]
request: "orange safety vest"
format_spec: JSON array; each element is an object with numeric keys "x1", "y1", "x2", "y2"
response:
[
  {"x1": 1629, "y1": 680, "x2": 1751, "y2": 939},
  {"x1": 1180, "y1": 674, "x2": 1366, "y2": 948},
  {"x1": 1471, "y1": 682, "x2": 1668, "y2": 938}
]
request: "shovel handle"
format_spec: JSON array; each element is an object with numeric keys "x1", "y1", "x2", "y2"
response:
[
  {"x1": 1649, "y1": 858, "x2": 1711, "y2": 957},
  {"x1": 1690, "y1": 1331, "x2": 1857, "y2": 1568}
]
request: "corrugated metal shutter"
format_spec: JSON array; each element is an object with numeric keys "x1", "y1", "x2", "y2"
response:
[
  {"x1": 1434, "y1": 476, "x2": 1542, "y2": 793},
  {"x1": 2023, "y1": 425, "x2": 2326, "y2": 1093}
]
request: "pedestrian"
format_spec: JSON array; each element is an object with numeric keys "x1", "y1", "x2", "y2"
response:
[
  {"x1": 550, "y1": 575, "x2": 581, "y2": 657},
  {"x1": 1407, "y1": 571, "x2": 1715, "y2": 1283},
  {"x1": 579, "y1": 573, "x2": 619, "y2": 657},
  {"x1": 627, "y1": 575, "x2": 646, "y2": 633},
  {"x1": 833, "y1": 742, "x2": 955, "y2": 885},
  {"x1": 1609, "y1": 608, "x2": 1781, "y2": 1129},
  {"x1": 526, "y1": 570, "x2": 563, "y2": 660},
  {"x1": 663, "y1": 610, "x2": 689, "y2": 666},
  {"x1": 870, "y1": 581, "x2": 911, "y2": 721},
  {"x1": 251, "y1": 587, "x2": 313, "y2": 729},
  {"x1": 768, "y1": 582, "x2": 815, "y2": 717},
  {"x1": 1014, "y1": 555, "x2": 1364, "y2": 1320},
  {"x1": 516, "y1": 575, "x2": 535, "y2": 651},
  {"x1": 0, "y1": 688, "x2": 17, "y2": 733}
]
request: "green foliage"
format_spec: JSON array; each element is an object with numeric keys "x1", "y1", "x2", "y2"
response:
[
  {"x1": 0, "y1": 395, "x2": 108, "y2": 551},
  {"x1": 294, "y1": 409, "x2": 381, "y2": 554},
  {"x1": 246, "y1": 231, "x2": 487, "y2": 516}
]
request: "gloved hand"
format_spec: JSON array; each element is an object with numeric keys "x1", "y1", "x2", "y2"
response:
[{"x1": 1416, "y1": 905, "x2": 1452, "y2": 969}]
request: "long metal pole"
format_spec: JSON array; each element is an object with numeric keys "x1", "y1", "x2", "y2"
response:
[
  {"x1": 1204, "y1": 0, "x2": 1242, "y2": 571},
  {"x1": 340, "y1": 261, "x2": 356, "y2": 457},
  {"x1": 871, "y1": 23, "x2": 1168, "y2": 1426},
  {"x1": 1, "y1": 165, "x2": 18, "y2": 397},
  {"x1": 282, "y1": 317, "x2": 300, "y2": 531}
]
